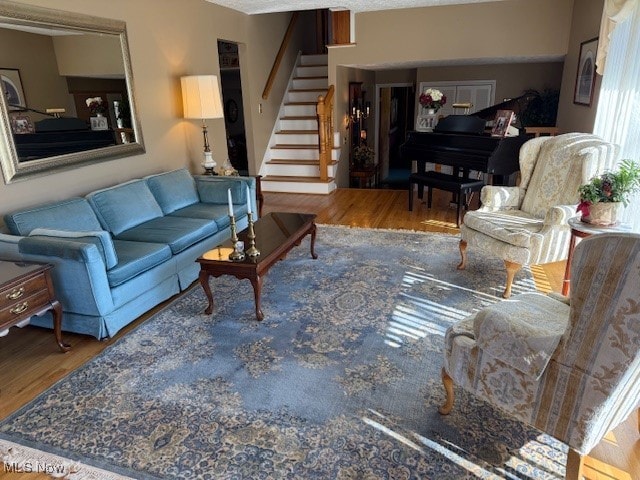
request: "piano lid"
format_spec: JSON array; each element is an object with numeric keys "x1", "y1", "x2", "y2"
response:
[{"x1": 472, "y1": 93, "x2": 538, "y2": 122}]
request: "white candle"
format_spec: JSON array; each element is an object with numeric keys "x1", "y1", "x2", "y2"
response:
[
  {"x1": 227, "y1": 188, "x2": 233, "y2": 217},
  {"x1": 246, "y1": 185, "x2": 252, "y2": 215}
]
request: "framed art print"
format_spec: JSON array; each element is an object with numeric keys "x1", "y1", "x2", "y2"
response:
[
  {"x1": 573, "y1": 37, "x2": 598, "y2": 106},
  {"x1": 491, "y1": 110, "x2": 514, "y2": 137},
  {"x1": 1, "y1": 68, "x2": 26, "y2": 110}
]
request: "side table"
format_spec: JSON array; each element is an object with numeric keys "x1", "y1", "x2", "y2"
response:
[
  {"x1": 350, "y1": 164, "x2": 379, "y2": 188},
  {"x1": 0, "y1": 260, "x2": 70, "y2": 352},
  {"x1": 562, "y1": 217, "x2": 632, "y2": 296}
]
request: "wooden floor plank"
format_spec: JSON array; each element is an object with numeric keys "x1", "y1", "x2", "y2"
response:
[{"x1": 0, "y1": 188, "x2": 637, "y2": 480}]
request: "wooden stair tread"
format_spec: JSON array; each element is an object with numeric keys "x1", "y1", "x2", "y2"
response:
[
  {"x1": 280, "y1": 115, "x2": 317, "y2": 120},
  {"x1": 297, "y1": 64, "x2": 328, "y2": 68},
  {"x1": 268, "y1": 159, "x2": 338, "y2": 165},
  {"x1": 284, "y1": 101, "x2": 317, "y2": 106},
  {"x1": 261, "y1": 175, "x2": 334, "y2": 183},
  {"x1": 293, "y1": 76, "x2": 328, "y2": 80},
  {"x1": 271, "y1": 144, "x2": 339, "y2": 149},
  {"x1": 289, "y1": 88, "x2": 327, "y2": 92},
  {"x1": 277, "y1": 130, "x2": 319, "y2": 134}
]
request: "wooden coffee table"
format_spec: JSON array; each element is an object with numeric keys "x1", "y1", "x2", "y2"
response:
[{"x1": 197, "y1": 212, "x2": 317, "y2": 320}]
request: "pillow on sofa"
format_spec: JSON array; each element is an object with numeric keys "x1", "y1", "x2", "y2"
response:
[
  {"x1": 195, "y1": 178, "x2": 247, "y2": 205},
  {"x1": 146, "y1": 169, "x2": 200, "y2": 214},
  {"x1": 4, "y1": 197, "x2": 104, "y2": 236},
  {"x1": 87, "y1": 179, "x2": 164, "y2": 235},
  {"x1": 29, "y1": 228, "x2": 118, "y2": 269}
]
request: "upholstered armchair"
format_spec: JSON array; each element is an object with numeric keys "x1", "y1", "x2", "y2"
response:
[
  {"x1": 458, "y1": 133, "x2": 618, "y2": 297},
  {"x1": 440, "y1": 232, "x2": 640, "y2": 479}
]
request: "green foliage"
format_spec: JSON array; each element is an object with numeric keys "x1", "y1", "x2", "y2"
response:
[
  {"x1": 519, "y1": 88, "x2": 560, "y2": 127},
  {"x1": 352, "y1": 145, "x2": 375, "y2": 166},
  {"x1": 578, "y1": 159, "x2": 640, "y2": 206}
]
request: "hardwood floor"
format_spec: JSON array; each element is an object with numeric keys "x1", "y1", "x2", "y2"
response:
[{"x1": 0, "y1": 188, "x2": 637, "y2": 479}]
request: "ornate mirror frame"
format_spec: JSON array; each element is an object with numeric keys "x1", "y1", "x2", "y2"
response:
[{"x1": 0, "y1": 0, "x2": 144, "y2": 183}]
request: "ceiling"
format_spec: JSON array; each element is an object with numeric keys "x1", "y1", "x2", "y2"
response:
[{"x1": 205, "y1": 0, "x2": 504, "y2": 15}]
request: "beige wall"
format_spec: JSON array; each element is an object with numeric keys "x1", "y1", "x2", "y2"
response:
[
  {"x1": 0, "y1": 28, "x2": 71, "y2": 118},
  {"x1": 556, "y1": 0, "x2": 604, "y2": 133},
  {"x1": 54, "y1": 34, "x2": 124, "y2": 77},
  {"x1": 0, "y1": 0, "x2": 298, "y2": 220}
]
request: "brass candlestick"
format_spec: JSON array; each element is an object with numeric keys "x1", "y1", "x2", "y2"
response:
[
  {"x1": 228, "y1": 215, "x2": 245, "y2": 261},
  {"x1": 245, "y1": 212, "x2": 260, "y2": 257}
]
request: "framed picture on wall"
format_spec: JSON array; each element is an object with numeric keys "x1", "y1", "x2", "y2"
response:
[
  {"x1": 573, "y1": 37, "x2": 598, "y2": 106},
  {"x1": 9, "y1": 113, "x2": 33, "y2": 134},
  {"x1": 1, "y1": 68, "x2": 26, "y2": 110}
]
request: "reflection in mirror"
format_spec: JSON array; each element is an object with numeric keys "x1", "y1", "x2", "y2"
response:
[{"x1": 0, "y1": 1, "x2": 144, "y2": 183}]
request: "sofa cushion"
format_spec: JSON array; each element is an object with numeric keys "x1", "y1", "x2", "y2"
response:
[
  {"x1": 108, "y1": 240, "x2": 172, "y2": 287},
  {"x1": 29, "y1": 228, "x2": 118, "y2": 270},
  {"x1": 87, "y1": 179, "x2": 164, "y2": 235},
  {"x1": 146, "y1": 169, "x2": 200, "y2": 214},
  {"x1": 169, "y1": 203, "x2": 246, "y2": 230},
  {"x1": 4, "y1": 198, "x2": 103, "y2": 236},
  {"x1": 195, "y1": 177, "x2": 247, "y2": 205},
  {"x1": 462, "y1": 209, "x2": 543, "y2": 248},
  {"x1": 114, "y1": 216, "x2": 218, "y2": 255}
]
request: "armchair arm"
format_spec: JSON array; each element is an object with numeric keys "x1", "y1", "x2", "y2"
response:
[
  {"x1": 544, "y1": 205, "x2": 577, "y2": 226},
  {"x1": 479, "y1": 185, "x2": 523, "y2": 211},
  {"x1": 17, "y1": 236, "x2": 114, "y2": 315}
]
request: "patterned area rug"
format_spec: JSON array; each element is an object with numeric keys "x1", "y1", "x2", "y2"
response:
[{"x1": 0, "y1": 226, "x2": 567, "y2": 479}]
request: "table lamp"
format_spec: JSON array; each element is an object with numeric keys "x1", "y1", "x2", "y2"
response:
[{"x1": 181, "y1": 75, "x2": 224, "y2": 175}]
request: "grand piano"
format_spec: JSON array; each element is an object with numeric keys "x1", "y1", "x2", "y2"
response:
[{"x1": 400, "y1": 95, "x2": 535, "y2": 185}]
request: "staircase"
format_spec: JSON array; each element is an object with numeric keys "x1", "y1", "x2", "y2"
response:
[{"x1": 260, "y1": 54, "x2": 339, "y2": 194}]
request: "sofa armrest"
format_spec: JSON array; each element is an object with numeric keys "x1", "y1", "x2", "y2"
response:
[
  {"x1": 17, "y1": 236, "x2": 114, "y2": 316},
  {"x1": 479, "y1": 185, "x2": 523, "y2": 211},
  {"x1": 195, "y1": 175, "x2": 258, "y2": 217}
]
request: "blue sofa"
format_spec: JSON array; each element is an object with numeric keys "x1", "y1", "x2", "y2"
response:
[{"x1": 0, "y1": 169, "x2": 258, "y2": 340}]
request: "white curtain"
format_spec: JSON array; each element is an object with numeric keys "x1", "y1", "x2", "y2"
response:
[
  {"x1": 596, "y1": 0, "x2": 638, "y2": 74},
  {"x1": 593, "y1": 0, "x2": 640, "y2": 231}
]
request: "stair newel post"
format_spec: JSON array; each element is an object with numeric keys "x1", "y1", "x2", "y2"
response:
[
  {"x1": 316, "y1": 85, "x2": 334, "y2": 183},
  {"x1": 317, "y1": 94, "x2": 329, "y2": 182}
]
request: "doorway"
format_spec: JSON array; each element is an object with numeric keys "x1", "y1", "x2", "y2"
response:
[
  {"x1": 376, "y1": 83, "x2": 414, "y2": 189},
  {"x1": 217, "y1": 40, "x2": 248, "y2": 174}
]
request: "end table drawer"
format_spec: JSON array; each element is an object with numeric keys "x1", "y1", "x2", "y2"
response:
[
  {"x1": 0, "y1": 274, "x2": 48, "y2": 308},
  {"x1": 0, "y1": 289, "x2": 52, "y2": 329}
]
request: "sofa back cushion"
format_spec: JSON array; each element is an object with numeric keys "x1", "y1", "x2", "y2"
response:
[
  {"x1": 146, "y1": 169, "x2": 199, "y2": 214},
  {"x1": 87, "y1": 179, "x2": 164, "y2": 235},
  {"x1": 4, "y1": 197, "x2": 103, "y2": 236}
]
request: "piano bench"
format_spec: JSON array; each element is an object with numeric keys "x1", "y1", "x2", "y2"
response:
[{"x1": 408, "y1": 171, "x2": 485, "y2": 227}]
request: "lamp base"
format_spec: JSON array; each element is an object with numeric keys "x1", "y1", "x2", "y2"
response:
[{"x1": 202, "y1": 151, "x2": 217, "y2": 176}]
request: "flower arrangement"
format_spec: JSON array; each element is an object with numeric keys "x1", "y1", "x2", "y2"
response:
[
  {"x1": 85, "y1": 96, "x2": 106, "y2": 116},
  {"x1": 577, "y1": 159, "x2": 640, "y2": 216},
  {"x1": 419, "y1": 88, "x2": 447, "y2": 111},
  {"x1": 352, "y1": 145, "x2": 375, "y2": 166}
]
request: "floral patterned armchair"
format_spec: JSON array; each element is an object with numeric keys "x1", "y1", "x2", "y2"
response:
[
  {"x1": 440, "y1": 232, "x2": 640, "y2": 479},
  {"x1": 458, "y1": 133, "x2": 618, "y2": 298}
]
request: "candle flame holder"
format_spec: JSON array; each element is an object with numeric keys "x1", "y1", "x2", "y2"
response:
[
  {"x1": 228, "y1": 215, "x2": 245, "y2": 261},
  {"x1": 245, "y1": 212, "x2": 260, "y2": 257}
]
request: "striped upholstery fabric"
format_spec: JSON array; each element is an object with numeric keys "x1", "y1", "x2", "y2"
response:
[
  {"x1": 459, "y1": 133, "x2": 619, "y2": 267},
  {"x1": 443, "y1": 233, "x2": 640, "y2": 454}
]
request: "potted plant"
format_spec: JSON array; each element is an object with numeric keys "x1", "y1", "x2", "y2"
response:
[
  {"x1": 352, "y1": 145, "x2": 375, "y2": 168},
  {"x1": 577, "y1": 159, "x2": 640, "y2": 225}
]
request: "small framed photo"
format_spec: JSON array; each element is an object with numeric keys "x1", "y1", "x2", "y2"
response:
[
  {"x1": 9, "y1": 114, "x2": 34, "y2": 134},
  {"x1": 573, "y1": 37, "x2": 598, "y2": 106},
  {"x1": 90, "y1": 116, "x2": 109, "y2": 131},
  {"x1": 491, "y1": 110, "x2": 514, "y2": 137}
]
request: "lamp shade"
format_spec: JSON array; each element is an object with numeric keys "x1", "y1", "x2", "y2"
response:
[{"x1": 181, "y1": 75, "x2": 224, "y2": 120}]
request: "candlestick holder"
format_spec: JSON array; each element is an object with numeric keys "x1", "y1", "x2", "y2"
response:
[
  {"x1": 228, "y1": 215, "x2": 245, "y2": 261},
  {"x1": 245, "y1": 212, "x2": 260, "y2": 257}
]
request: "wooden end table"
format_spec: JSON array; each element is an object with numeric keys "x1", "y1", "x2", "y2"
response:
[
  {"x1": 562, "y1": 217, "x2": 632, "y2": 296},
  {"x1": 0, "y1": 261, "x2": 70, "y2": 352},
  {"x1": 197, "y1": 212, "x2": 317, "y2": 321}
]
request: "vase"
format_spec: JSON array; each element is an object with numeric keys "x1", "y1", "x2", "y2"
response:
[
  {"x1": 417, "y1": 107, "x2": 440, "y2": 132},
  {"x1": 581, "y1": 202, "x2": 623, "y2": 226}
]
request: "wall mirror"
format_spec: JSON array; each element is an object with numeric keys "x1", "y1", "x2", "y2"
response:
[{"x1": 0, "y1": 0, "x2": 144, "y2": 184}]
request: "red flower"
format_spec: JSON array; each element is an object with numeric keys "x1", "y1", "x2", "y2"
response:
[{"x1": 576, "y1": 200, "x2": 591, "y2": 216}]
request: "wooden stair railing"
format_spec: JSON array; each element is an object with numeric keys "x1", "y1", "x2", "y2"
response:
[
  {"x1": 316, "y1": 84, "x2": 334, "y2": 182},
  {"x1": 262, "y1": 12, "x2": 299, "y2": 100}
]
